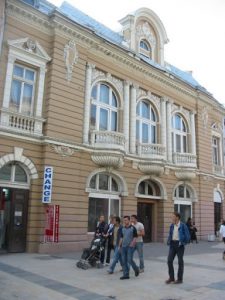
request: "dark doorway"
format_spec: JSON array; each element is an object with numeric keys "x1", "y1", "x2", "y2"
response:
[
  {"x1": 137, "y1": 202, "x2": 153, "y2": 242},
  {"x1": 0, "y1": 188, "x2": 28, "y2": 253},
  {"x1": 214, "y1": 202, "x2": 221, "y2": 235}
]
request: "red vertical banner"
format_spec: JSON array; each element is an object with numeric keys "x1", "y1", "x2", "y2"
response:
[{"x1": 44, "y1": 205, "x2": 59, "y2": 243}]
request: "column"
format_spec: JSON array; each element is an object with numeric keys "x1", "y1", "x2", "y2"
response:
[
  {"x1": 130, "y1": 84, "x2": 138, "y2": 154},
  {"x1": 161, "y1": 97, "x2": 167, "y2": 158},
  {"x1": 166, "y1": 101, "x2": 172, "y2": 162},
  {"x1": 123, "y1": 80, "x2": 130, "y2": 152},
  {"x1": 35, "y1": 66, "x2": 47, "y2": 117},
  {"x1": 190, "y1": 111, "x2": 196, "y2": 156},
  {"x1": 83, "y1": 63, "x2": 95, "y2": 144}
]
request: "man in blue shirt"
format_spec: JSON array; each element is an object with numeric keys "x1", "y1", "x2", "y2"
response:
[
  {"x1": 119, "y1": 216, "x2": 139, "y2": 280},
  {"x1": 166, "y1": 212, "x2": 190, "y2": 284}
]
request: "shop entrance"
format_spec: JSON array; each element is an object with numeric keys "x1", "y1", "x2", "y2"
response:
[
  {"x1": 137, "y1": 202, "x2": 153, "y2": 242},
  {"x1": 0, "y1": 188, "x2": 28, "y2": 253}
]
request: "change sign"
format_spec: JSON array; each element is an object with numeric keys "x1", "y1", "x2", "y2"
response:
[{"x1": 42, "y1": 166, "x2": 53, "y2": 204}]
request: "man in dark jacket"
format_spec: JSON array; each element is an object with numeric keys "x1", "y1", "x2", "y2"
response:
[
  {"x1": 95, "y1": 215, "x2": 108, "y2": 264},
  {"x1": 165, "y1": 212, "x2": 190, "y2": 284}
]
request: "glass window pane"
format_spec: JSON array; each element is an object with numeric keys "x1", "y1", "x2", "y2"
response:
[
  {"x1": 15, "y1": 165, "x2": 27, "y2": 182},
  {"x1": 183, "y1": 136, "x2": 187, "y2": 153},
  {"x1": 142, "y1": 123, "x2": 149, "y2": 143},
  {"x1": 138, "y1": 181, "x2": 145, "y2": 194},
  {"x1": 10, "y1": 80, "x2": 21, "y2": 112},
  {"x1": 136, "y1": 102, "x2": 141, "y2": 116},
  {"x1": 175, "y1": 115, "x2": 181, "y2": 130},
  {"x1": 178, "y1": 185, "x2": 185, "y2": 198},
  {"x1": 25, "y1": 69, "x2": 35, "y2": 81},
  {"x1": 182, "y1": 120, "x2": 186, "y2": 132},
  {"x1": 0, "y1": 164, "x2": 11, "y2": 181},
  {"x1": 147, "y1": 183, "x2": 153, "y2": 195},
  {"x1": 21, "y1": 83, "x2": 33, "y2": 115},
  {"x1": 111, "y1": 111, "x2": 117, "y2": 131},
  {"x1": 91, "y1": 85, "x2": 97, "y2": 99},
  {"x1": 141, "y1": 102, "x2": 150, "y2": 119},
  {"x1": 90, "y1": 175, "x2": 96, "y2": 189},
  {"x1": 111, "y1": 178, "x2": 118, "y2": 191},
  {"x1": 151, "y1": 108, "x2": 156, "y2": 122},
  {"x1": 186, "y1": 188, "x2": 190, "y2": 198},
  {"x1": 111, "y1": 92, "x2": 117, "y2": 107},
  {"x1": 88, "y1": 198, "x2": 108, "y2": 232},
  {"x1": 151, "y1": 125, "x2": 156, "y2": 143},
  {"x1": 100, "y1": 108, "x2": 108, "y2": 130},
  {"x1": 90, "y1": 104, "x2": 96, "y2": 128},
  {"x1": 136, "y1": 120, "x2": 140, "y2": 141},
  {"x1": 99, "y1": 174, "x2": 109, "y2": 190},
  {"x1": 180, "y1": 204, "x2": 191, "y2": 223},
  {"x1": 100, "y1": 84, "x2": 109, "y2": 104},
  {"x1": 110, "y1": 199, "x2": 119, "y2": 217},
  {"x1": 174, "y1": 204, "x2": 179, "y2": 213},
  {"x1": 13, "y1": 65, "x2": 24, "y2": 77},
  {"x1": 176, "y1": 134, "x2": 181, "y2": 152}
]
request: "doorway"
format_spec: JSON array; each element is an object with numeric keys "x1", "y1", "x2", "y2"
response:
[
  {"x1": 214, "y1": 202, "x2": 221, "y2": 235},
  {"x1": 137, "y1": 202, "x2": 153, "y2": 242},
  {"x1": 0, "y1": 188, "x2": 29, "y2": 253}
]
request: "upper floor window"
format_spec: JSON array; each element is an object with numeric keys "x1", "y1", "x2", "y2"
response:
[
  {"x1": 136, "y1": 100, "x2": 157, "y2": 144},
  {"x1": 9, "y1": 64, "x2": 36, "y2": 116},
  {"x1": 0, "y1": 163, "x2": 28, "y2": 186},
  {"x1": 172, "y1": 114, "x2": 188, "y2": 153},
  {"x1": 139, "y1": 39, "x2": 151, "y2": 59},
  {"x1": 90, "y1": 83, "x2": 118, "y2": 131},
  {"x1": 90, "y1": 173, "x2": 119, "y2": 192},
  {"x1": 212, "y1": 136, "x2": 220, "y2": 165}
]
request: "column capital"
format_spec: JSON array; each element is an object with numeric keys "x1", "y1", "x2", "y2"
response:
[
  {"x1": 190, "y1": 110, "x2": 197, "y2": 115},
  {"x1": 131, "y1": 83, "x2": 139, "y2": 90},
  {"x1": 86, "y1": 62, "x2": 95, "y2": 69},
  {"x1": 124, "y1": 80, "x2": 131, "y2": 86}
]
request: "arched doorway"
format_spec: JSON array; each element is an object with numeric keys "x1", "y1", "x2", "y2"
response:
[{"x1": 0, "y1": 163, "x2": 30, "y2": 253}]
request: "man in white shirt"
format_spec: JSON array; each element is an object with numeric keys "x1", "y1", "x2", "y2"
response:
[{"x1": 131, "y1": 215, "x2": 145, "y2": 273}]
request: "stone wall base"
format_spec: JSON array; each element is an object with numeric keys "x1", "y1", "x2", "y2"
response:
[{"x1": 38, "y1": 241, "x2": 89, "y2": 254}]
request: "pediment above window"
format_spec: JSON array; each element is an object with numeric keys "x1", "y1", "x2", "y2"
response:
[{"x1": 8, "y1": 38, "x2": 51, "y2": 62}]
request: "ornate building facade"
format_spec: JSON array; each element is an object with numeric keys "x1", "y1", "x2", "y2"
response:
[{"x1": 0, "y1": 0, "x2": 224, "y2": 253}]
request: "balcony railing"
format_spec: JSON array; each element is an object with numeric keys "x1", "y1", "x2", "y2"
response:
[
  {"x1": 213, "y1": 164, "x2": 225, "y2": 176},
  {"x1": 173, "y1": 152, "x2": 197, "y2": 167},
  {"x1": 136, "y1": 143, "x2": 166, "y2": 160},
  {"x1": 0, "y1": 109, "x2": 44, "y2": 136},
  {"x1": 90, "y1": 130, "x2": 125, "y2": 150}
]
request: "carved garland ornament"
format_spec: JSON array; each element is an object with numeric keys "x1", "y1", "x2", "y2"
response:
[
  {"x1": 63, "y1": 40, "x2": 79, "y2": 81},
  {"x1": 136, "y1": 21, "x2": 156, "y2": 46},
  {"x1": 51, "y1": 144, "x2": 76, "y2": 157}
]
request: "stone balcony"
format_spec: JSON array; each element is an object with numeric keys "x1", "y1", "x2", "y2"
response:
[
  {"x1": 90, "y1": 130, "x2": 125, "y2": 151},
  {"x1": 213, "y1": 164, "x2": 225, "y2": 176},
  {"x1": 0, "y1": 108, "x2": 45, "y2": 136},
  {"x1": 136, "y1": 143, "x2": 166, "y2": 161},
  {"x1": 173, "y1": 152, "x2": 197, "y2": 168}
]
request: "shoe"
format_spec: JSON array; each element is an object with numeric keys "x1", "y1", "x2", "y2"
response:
[
  {"x1": 105, "y1": 263, "x2": 110, "y2": 266},
  {"x1": 107, "y1": 270, "x2": 113, "y2": 274},
  {"x1": 120, "y1": 276, "x2": 130, "y2": 280},
  {"x1": 165, "y1": 278, "x2": 175, "y2": 284},
  {"x1": 139, "y1": 269, "x2": 144, "y2": 273},
  {"x1": 174, "y1": 279, "x2": 183, "y2": 284},
  {"x1": 135, "y1": 269, "x2": 139, "y2": 277}
]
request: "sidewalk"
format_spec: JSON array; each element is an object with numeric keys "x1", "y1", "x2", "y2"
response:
[{"x1": 0, "y1": 241, "x2": 225, "y2": 300}]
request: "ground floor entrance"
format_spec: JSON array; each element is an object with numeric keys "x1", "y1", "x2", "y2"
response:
[
  {"x1": 0, "y1": 187, "x2": 28, "y2": 253},
  {"x1": 137, "y1": 202, "x2": 154, "y2": 242}
]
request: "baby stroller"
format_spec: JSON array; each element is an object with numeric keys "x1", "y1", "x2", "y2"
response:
[{"x1": 76, "y1": 236, "x2": 105, "y2": 270}]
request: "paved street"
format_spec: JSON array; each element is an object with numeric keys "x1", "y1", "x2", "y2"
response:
[{"x1": 0, "y1": 241, "x2": 225, "y2": 300}]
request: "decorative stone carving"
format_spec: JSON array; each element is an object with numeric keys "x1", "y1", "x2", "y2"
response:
[
  {"x1": 201, "y1": 106, "x2": 208, "y2": 130},
  {"x1": 51, "y1": 144, "x2": 76, "y2": 157},
  {"x1": 136, "y1": 21, "x2": 156, "y2": 46},
  {"x1": 64, "y1": 40, "x2": 79, "y2": 81},
  {"x1": 138, "y1": 163, "x2": 164, "y2": 176},
  {"x1": 91, "y1": 153, "x2": 124, "y2": 169},
  {"x1": 175, "y1": 170, "x2": 196, "y2": 181},
  {"x1": 25, "y1": 39, "x2": 36, "y2": 52}
]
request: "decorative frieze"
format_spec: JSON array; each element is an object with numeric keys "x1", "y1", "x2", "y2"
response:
[
  {"x1": 50, "y1": 144, "x2": 76, "y2": 157},
  {"x1": 175, "y1": 170, "x2": 196, "y2": 181}
]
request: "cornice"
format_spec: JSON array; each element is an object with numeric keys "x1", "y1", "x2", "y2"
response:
[{"x1": 6, "y1": 1, "x2": 223, "y2": 108}]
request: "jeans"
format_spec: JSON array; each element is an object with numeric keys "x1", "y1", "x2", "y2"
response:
[
  {"x1": 167, "y1": 241, "x2": 184, "y2": 281},
  {"x1": 122, "y1": 246, "x2": 139, "y2": 277},
  {"x1": 109, "y1": 246, "x2": 123, "y2": 272},
  {"x1": 134, "y1": 242, "x2": 144, "y2": 270},
  {"x1": 106, "y1": 239, "x2": 114, "y2": 264}
]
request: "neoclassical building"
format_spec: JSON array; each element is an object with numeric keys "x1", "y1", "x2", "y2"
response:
[{"x1": 0, "y1": 0, "x2": 224, "y2": 253}]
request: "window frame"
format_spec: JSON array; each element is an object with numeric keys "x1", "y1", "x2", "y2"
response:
[
  {"x1": 139, "y1": 39, "x2": 152, "y2": 59},
  {"x1": 172, "y1": 114, "x2": 188, "y2": 153},
  {"x1": 0, "y1": 163, "x2": 30, "y2": 189}
]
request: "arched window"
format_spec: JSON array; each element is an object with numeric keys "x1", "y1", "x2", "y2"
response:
[
  {"x1": 90, "y1": 83, "x2": 118, "y2": 132},
  {"x1": 136, "y1": 100, "x2": 157, "y2": 144},
  {"x1": 137, "y1": 180, "x2": 160, "y2": 197},
  {"x1": 172, "y1": 114, "x2": 188, "y2": 153},
  {"x1": 139, "y1": 39, "x2": 151, "y2": 59},
  {"x1": 0, "y1": 163, "x2": 28, "y2": 184},
  {"x1": 174, "y1": 184, "x2": 193, "y2": 222},
  {"x1": 88, "y1": 173, "x2": 120, "y2": 232}
]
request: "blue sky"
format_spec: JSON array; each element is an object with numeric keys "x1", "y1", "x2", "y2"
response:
[{"x1": 49, "y1": 0, "x2": 225, "y2": 104}]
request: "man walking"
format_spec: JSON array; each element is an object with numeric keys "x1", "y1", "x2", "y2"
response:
[
  {"x1": 120, "y1": 216, "x2": 139, "y2": 280},
  {"x1": 131, "y1": 215, "x2": 145, "y2": 273},
  {"x1": 166, "y1": 212, "x2": 190, "y2": 284}
]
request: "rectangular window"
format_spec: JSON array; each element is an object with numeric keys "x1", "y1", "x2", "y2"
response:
[
  {"x1": 99, "y1": 108, "x2": 108, "y2": 130},
  {"x1": 142, "y1": 123, "x2": 149, "y2": 143},
  {"x1": 176, "y1": 134, "x2": 181, "y2": 152},
  {"x1": 212, "y1": 137, "x2": 220, "y2": 165},
  {"x1": 9, "y1": 64, "x2": 35, "y2": 116},
  {"x1": 151, "y1": 125, "x2": 156, "y2": 143},
  {"x1": 90, "y1": 104, "x2": 96, "y2": 128},
  {"x1": 88, "y1": 198, "x2": 108, "y2": 232},
  {"x1": 111, "y1": 111, "x2": 117, "y2": 131}
]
